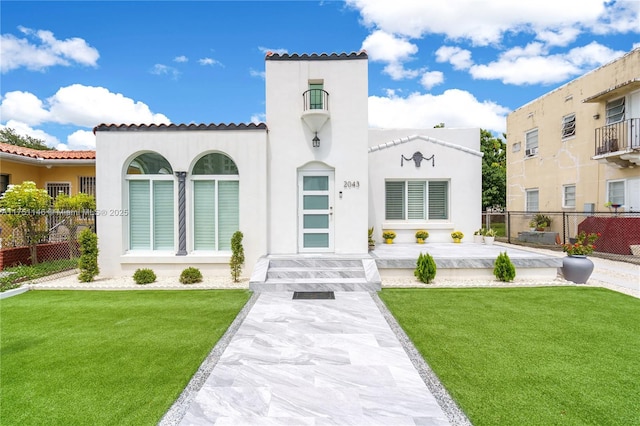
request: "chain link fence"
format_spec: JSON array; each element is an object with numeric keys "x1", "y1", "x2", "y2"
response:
[
  {"x1": 496, "y1": 211, "x2": 640, "y2": 264},
  {"x1": 0, "y1": 210, "x2": 96, "y2": 287}
]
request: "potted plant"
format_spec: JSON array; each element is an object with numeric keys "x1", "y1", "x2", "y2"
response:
[
  {"x1": 451, "y1": 230, "x2": 464, "y2": 243},
  {"x1": 533, "y1": 214, "x2": 551, "y2": 231},
  {"x1": 528, "y1": 219, "x2": 537, "y2": 232},
  {"x1": 415, "y1": 230, "x2": 429, "y2": 244},
  {"x1": 473, "y1": 228, "x2": 484, "y2": 244},
  {"x1": 368, "y1": 227, "x2": 376, "y2": 250},
  {"x1": 561, "y1": 231, "x2": 600, "y2": 283},
  {"x1": 484, "y1": 228, "x2": 496, "y2": 245},
  {"x1": 382, "y1": 230, "x2": 396, "y2": 244}
]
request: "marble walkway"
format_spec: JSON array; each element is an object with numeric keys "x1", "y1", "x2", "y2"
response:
[{"x1": 172, "y1": 291, "x2": 458, "y2": 425}]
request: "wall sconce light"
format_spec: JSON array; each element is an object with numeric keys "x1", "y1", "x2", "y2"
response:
[
  {"x1": 312, "y1": 132, "x2": 320, "y2": 147},
  {"x1": 593, "y1": 113, "x2": 600, "y2": 120}
]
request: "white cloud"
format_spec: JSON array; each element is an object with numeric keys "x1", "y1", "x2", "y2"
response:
[
  {"x1": 258, "y1": 46, "x2": 288, "y2": 55},
  {"x1": 199, "y1": 57, "x2": 222, "y2": 66},
  {"x1": 151, "y1": 63, "x2": 180, "y2": 79},
  {"x1": 535, "y1": 28, "x2": 581, "y2": 47},
  {"x1": 0, "y1": 119, "x2": 60, "y2": 148},
  {"x1": 250, "y1": 113, "x2": 266, "y2": 124},
  {"x1": 65, "y1": 129, "x2": 95, "y2": 150},
  {"x1": 250, "y1": 68, "x2": 265, "y2": 79},
  {"x1": 368, "y1": 89, "x2": 509, "y2": 134},
  {"x1": 469, "y1": 41, "x2": 626, "y2": 85},
  {"x1": 347, "y1": 0, "x2": 614, "y2": 46},
  {"x1": 46, "y1": 84, "x2": 170, "y2": 127},
  {"x1": 0, "y1": 91, "x2": 50, "y2": 125},
  {"x1": 2, "y1": 84, "x2": 169, "y2": 128},
  {"x1": 435, "y1": 46, "x2": 473, "y2": 70},
  {"x1": 361, "y1": 30, "x2": 422, "y2": 80},
  {"x1": 174, "y1": 55, "x2": 188, "y2": 63},
  {"x1": 1, "y1": 26, "x2": 99, "y2": 73},
  {"x1": 1, "y1": 85, "x2": 170, "y2": 150},
  {"x1": 420, "y1": 71, "x2": 444, "y2": 90},
  {"x1": 362, "y1": 30, "x2": 417, "y2": 63}
]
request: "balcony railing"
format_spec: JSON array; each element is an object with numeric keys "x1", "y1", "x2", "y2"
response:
[
  {"x1": 594, "y1": 118, "x2": 640, "y2": 155},
  {"x1": 302, "y1": 89, "x2": 329, "y2": 112}
]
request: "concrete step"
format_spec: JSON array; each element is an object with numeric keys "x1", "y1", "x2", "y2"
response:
[
  {"x1": 250, "y1": 256, "x2": 381, "y2": 292},
  {"x1": 266, "y1": 267, "x2": 366, "y2": 280},
  {"x1": 268, "y1": 258, "x2": 364, "y2": 268}
]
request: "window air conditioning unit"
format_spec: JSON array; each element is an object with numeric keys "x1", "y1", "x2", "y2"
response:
[{"x1": 525, "y1": 147, "x2": 538, "y2": 156}]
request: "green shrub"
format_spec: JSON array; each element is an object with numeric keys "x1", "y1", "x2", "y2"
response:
[
  {"x1": 180, "y1": 267, "x2": 203, "y2": 284},
  {"x1": 230, "y1": 231, "x2": 245, "y2": 283},
  {"x1": 494, "y1": 251, "x2": 516, "y2": 282},
  {"x1": 78, "y1": 229, "x2": 99, "y2": 282},
  {"x1": 414, "y1": 252, "x2": 437, "y2": 284},
  {"x1": 133, "y1": 268, "x2": 156, "y2": 285}
]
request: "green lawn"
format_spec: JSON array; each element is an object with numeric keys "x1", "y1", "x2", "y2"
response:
[
  {"x1": 0, "y1": 290, "x2": 250, "y2": 425},
  {"x1": 380, "y1": 287, "x2": 640, "y2": 425}
]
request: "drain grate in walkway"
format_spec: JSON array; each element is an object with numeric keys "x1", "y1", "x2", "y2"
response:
[{"x1": 292, "y1": 291, "x2": 335, "y2": 300}]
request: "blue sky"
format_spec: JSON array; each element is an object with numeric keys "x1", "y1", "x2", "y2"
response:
[{"x1": 1, "y1": 0, "x2": 639, "y2": 150}]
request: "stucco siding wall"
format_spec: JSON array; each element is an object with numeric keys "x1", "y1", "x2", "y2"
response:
[
  {"x1": 368, "y1": 128, "x2": 482, "y2": 243},
  {"x1": 96, "y1": 130, "x2": 267, "y2": 277},
  {"x1": 507, "y1": 48, "x2": 640, "y2": 214},
  {"x1": 265, "y1": 58, "x2": 369, "y2": 255}
]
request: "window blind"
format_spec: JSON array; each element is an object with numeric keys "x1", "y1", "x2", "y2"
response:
[
  {"x1": 385, "y1": 181, "x2": 405, "y2": 220},
  {"x1": 407, "y1": 181, "x2": 426, "y2": 220},
  {"x1": 428, "y1": 181, "x2": 448, "y2": 220},
  {"x1": 218, "y1": 181, "x2": 239, "y2": 250},
  {"x1": 194, "y1": 181, "x2": 216, "y2": 250},
  {"x1": 129, "y1": 180, "x2": 150, "y2": 250}
]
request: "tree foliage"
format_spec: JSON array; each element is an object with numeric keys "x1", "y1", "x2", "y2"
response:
[
  {"x1": 0, "y1": 181, "x2": 52, "y2": 264},
  {"x1": 480, "y1": 129, "x2": 506, "y2": 210},
  {"x1": 0, "y1": 128, "x2": 53, "y2": 151},
  {"x1": 54, "y1": 193, "x2": 96, "y2": 257}
]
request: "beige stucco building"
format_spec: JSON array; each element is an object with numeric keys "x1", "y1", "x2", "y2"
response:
[{"x1": 507, "y1": 48, "x2": 640, "y2": 226}]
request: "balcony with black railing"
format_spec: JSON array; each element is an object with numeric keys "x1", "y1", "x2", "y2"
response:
[
  {"x1": 301, "y1": 89, "x2": 330, "y2": 137},
  {"x1": 593, "y1": 118, "x2": 640, "y2": 166}
]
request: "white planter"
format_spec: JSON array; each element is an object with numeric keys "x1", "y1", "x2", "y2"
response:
[
  {"x1": 484, "y1": 236, "x2": 495, "y2": 245},
  {"x1": 473, "y1": 235, "x2": 484, "y2": 244}
]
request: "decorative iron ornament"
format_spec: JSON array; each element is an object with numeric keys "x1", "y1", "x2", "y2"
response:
[{"x1": 401, "y1": 151, "x2": 434, "y2": 168}]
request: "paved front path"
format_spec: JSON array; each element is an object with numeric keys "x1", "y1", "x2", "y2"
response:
[{"x1": 178, "y1": 292, "x2": 452, "y2": 425}]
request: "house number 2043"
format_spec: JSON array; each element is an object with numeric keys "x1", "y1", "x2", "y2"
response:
[{"x1": 344, "y1": 181, "x2": 360, "y2": 189}]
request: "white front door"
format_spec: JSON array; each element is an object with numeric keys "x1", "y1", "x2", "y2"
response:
[{"x1": 298, "y1": 171, "x2": 334, "y2": 252}]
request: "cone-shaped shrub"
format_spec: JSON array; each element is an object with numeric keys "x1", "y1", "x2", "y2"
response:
[
  {"x1": 494, "y1": 251, "x2": 516, "y2": 282},
  {"x1": 415, "y1": 252, "x2": 437, "y2": 283}
]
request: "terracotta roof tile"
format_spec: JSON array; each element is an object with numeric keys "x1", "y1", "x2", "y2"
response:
[
  {"x1": 93, "y1": 122, "x2": 267, "y2": 133},
  {"x1": 0, "y1": 142, "x2": 95, "y2": 160}
]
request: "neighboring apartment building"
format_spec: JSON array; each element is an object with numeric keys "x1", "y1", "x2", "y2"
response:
[
  {"x1": 506, "y1": 48, "x2": 640, "y2": 221},
  {"x1": 0, "y1": 142, "x2": 96, "y2": 199},
  {"x1": 94, "y1": 52, "x2": 482, "y2": 278}
]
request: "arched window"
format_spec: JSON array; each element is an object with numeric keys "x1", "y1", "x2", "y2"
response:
[
  {"x1": 192, "y1": 153, "x2": 239, "y2": 251},
  {"x1": 126, "y1": 153, "x2": 174, "y2": 251}
]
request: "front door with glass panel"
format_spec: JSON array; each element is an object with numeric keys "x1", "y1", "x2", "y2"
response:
[{"x1": 299, "y1": 171, "x2": 334, "y2": 252}]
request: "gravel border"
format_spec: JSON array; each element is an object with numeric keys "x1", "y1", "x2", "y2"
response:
[
  {"x1": 157, "y1": 291, "x2": 259, "y2": 426},
  {"x1": 371, "y1": 292, "x2": 472, "y2": 426}
]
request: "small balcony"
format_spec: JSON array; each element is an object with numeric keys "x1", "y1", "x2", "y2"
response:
[
  {"x1": 301, "y1": 89, "x2": 330, "y2": 134},
  {"x1": 593, "y1": 118, "x2": 640, "y2": 167}
]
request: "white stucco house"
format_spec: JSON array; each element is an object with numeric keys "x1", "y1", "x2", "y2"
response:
[{"x1": 94, "y1": 51, "x2": 482, "y2": 279}]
